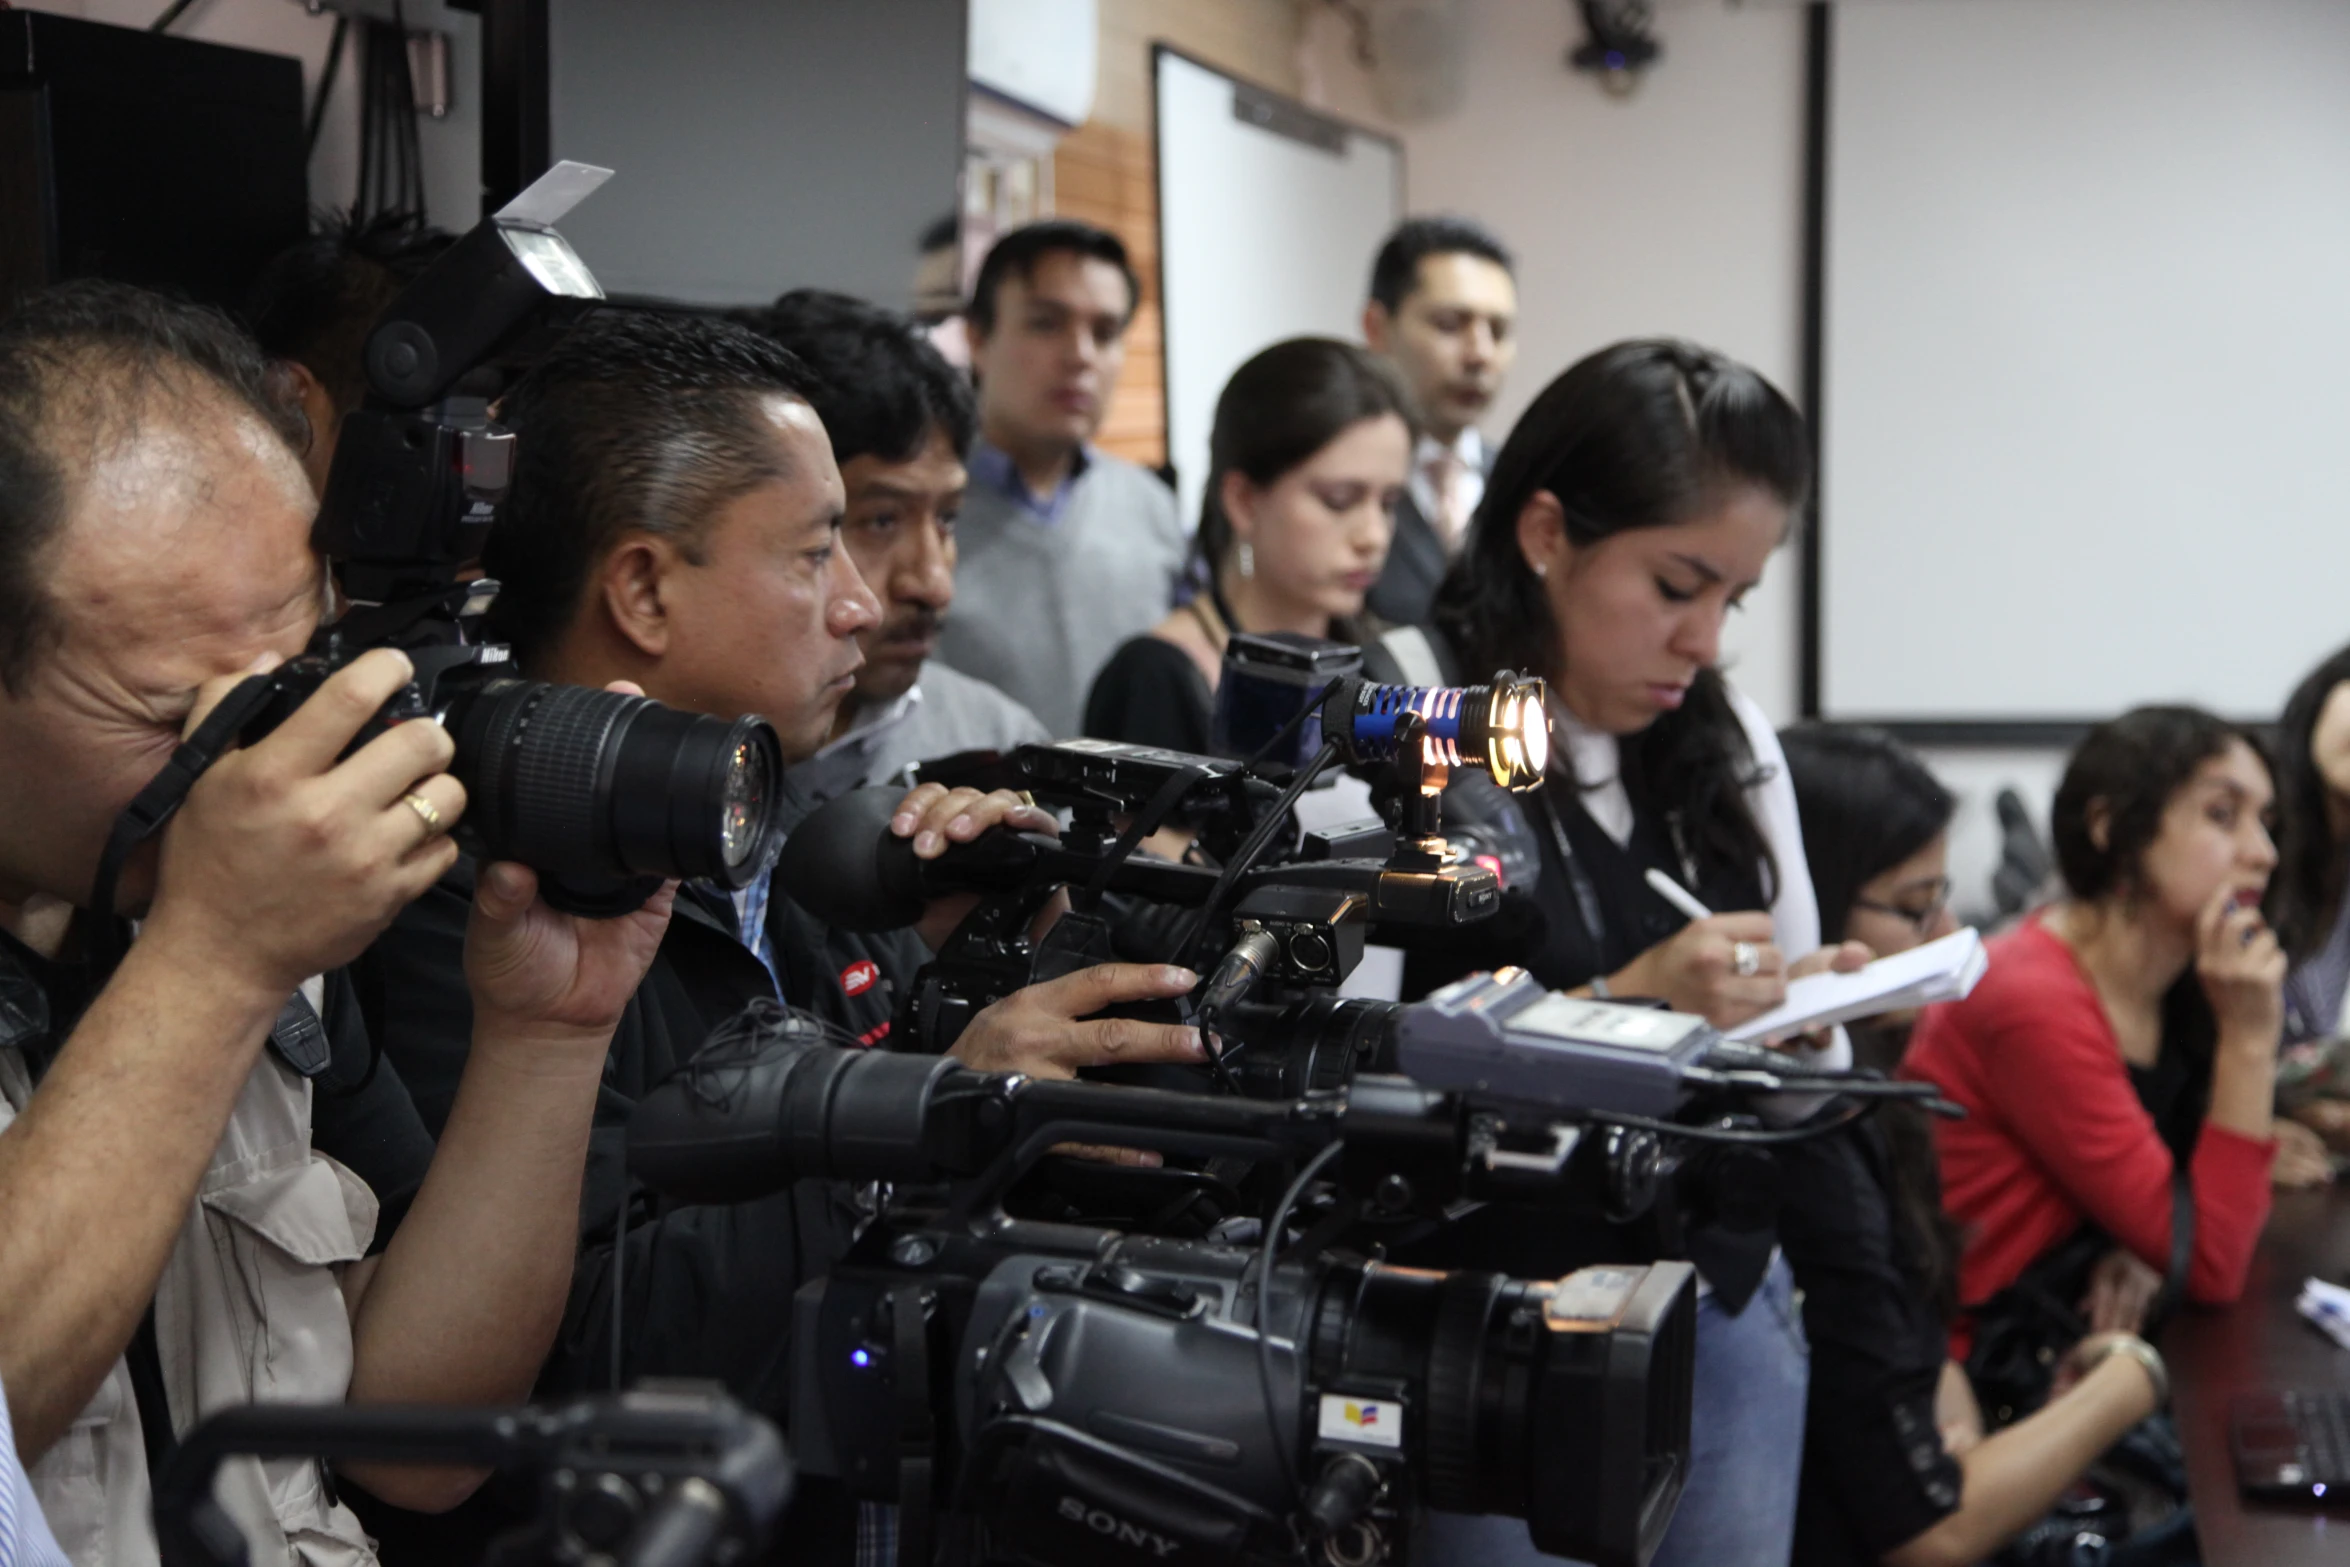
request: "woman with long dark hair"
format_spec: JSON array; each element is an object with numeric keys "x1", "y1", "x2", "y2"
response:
[
  {"x1": 1905, "y1": 707, "x2": 2280, "y2": 1362},
  {"x1": 1778, "y1": 726, "x2": 2169, "y2": 1567},
  {"x1": 1406, "y1": 339, "x2": 1858, "y2": 1016},
  {"x1": 2268, "y1": 648, "x2": 2350, "y2": 1132},
  {"x1": 1402, "y1": 340, "x2": 1865, "y2": 1567},
  {"x1": 1082, "y1": 338, "x2": 1414, "y2": 751}
]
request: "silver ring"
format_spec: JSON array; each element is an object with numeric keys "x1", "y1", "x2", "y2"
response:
[
  {"x1": 401, "y1": 791, "x2": 445, "y2": 837},
  {"x1": 1731, "y1": 940, "x2": 1760, "y2": 978}
]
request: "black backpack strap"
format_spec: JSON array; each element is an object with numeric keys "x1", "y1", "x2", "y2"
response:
[{"x1": 126, "y1": 1309, "x2": 177, "y2": 1478}]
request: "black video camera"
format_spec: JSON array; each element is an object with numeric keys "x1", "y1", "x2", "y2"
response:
[
  {"x1": 109, "y1": 163, "x2": 785, "y2": 922},
  {"x1": 778, "y1": 660, "x2": 1549, "y2": 1060},
  {"x1": 626, "y1": 1003, "x2": 1707, "y2": 1567},
  {"x1": 153, "y1": 1386, "x2": 789, "y2": 1567}
]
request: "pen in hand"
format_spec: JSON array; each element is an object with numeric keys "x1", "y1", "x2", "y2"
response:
[{"x1": 1643, "y1": 867, "x2": 1715, "y2": 924}]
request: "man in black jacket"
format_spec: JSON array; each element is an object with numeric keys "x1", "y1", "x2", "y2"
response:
[
  {"x1": 1361, "y1": 217, "x2": 1518, "y2": 627},
  {"x1": 359, "y1": 310, "x2": 1203, "y2": 1560}
]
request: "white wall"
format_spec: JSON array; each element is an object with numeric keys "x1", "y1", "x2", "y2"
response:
[
  {"x1": 1820, "y1": 0, "x2": 2350, "y2": 725},
  {"x1": 1297, "y1": 0, "x2": 2067, "y2": 916},
  {"x1": 19, "y1": 0, "x2": 481, "y2": 233}
]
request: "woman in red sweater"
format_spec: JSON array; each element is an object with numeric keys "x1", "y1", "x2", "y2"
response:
[{"x1": 1906, "y1": 706, "x2": 2282, "y2": 1367}]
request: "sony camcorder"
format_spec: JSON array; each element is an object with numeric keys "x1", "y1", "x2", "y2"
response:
[{"x1": 623, "y1": 999, "x2": 1742, "y2": 1567}]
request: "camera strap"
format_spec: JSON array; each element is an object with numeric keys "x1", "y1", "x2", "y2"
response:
[
  {"x1": 88, "y1": 674, "x2": 282, "y2": 943},
  {"x1": 892, "y1": 1284, "x2": 937, "y2": 1567}
]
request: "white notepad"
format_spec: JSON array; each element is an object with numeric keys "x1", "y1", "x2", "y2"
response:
[{"x1": 1725, "y1": 926, "x2": 1989, "y2": 1044}]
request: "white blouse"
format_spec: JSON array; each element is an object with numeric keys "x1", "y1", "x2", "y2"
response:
[{"x1": 1552, "y1": 682, "x2": 1847, "y2": 1075}]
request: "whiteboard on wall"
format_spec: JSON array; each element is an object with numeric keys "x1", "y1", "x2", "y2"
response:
[
  {"x1": 1155, "y1": 47, "x2": 1403, "y2": 531},
  {"x1": 1818, "y1": 0, "x2": 2350, "y2": 725}
]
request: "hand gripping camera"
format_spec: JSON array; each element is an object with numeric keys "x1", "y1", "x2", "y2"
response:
[
  {"x1": 92, "y1": 164, "x2": 784, "y2": 926},
  {"x1": 779, "y1": 666, "x2": 1551, "y2": 1064}
]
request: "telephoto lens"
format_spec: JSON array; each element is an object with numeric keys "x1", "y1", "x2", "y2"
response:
[
  {"x1": 443, "y1": 678, "x2": 784, "y2": 899},
  {"x1": 240, "y1": 655, "x2": 787, "y2": 916}
]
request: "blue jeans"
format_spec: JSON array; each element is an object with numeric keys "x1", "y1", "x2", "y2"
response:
[{"x1": 1415, "y1": 1254, "x2": 1811, "y2": 1567}]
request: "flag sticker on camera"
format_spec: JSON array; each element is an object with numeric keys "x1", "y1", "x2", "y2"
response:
[{"x1": 1318, "y1": 1394, "x2": 1402, "y2": 1448}]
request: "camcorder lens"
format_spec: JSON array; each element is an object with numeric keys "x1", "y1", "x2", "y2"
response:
[
  {"x1": 448, "y1": 680, "x2": 786, "y2": 910},
  {"x1": 1303, "y1": 1259, "x2": 1694, "y2": 1564}
]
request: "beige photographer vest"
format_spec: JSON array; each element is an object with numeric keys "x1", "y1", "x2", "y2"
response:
[{"x1": 0, "y1": 977, "x2": 381, "y2": 1567}]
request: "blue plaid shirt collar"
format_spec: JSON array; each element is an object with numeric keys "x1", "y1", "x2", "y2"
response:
[{"x1": 968, "y1": 437, "x2": 1095, "y2": 526}]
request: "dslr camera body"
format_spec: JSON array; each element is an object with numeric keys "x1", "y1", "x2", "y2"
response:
[{"x1": 97, "y1": 163, "x2": 787, "y2": 927}]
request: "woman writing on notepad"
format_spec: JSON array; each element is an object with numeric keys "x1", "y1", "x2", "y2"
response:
[
  {"x1": 1390, "y1": 340, "x2": 1863, "y2": 1567},
  {"x1": 1905, "y1": 708, "x2": 2281, "y2": 1373}
]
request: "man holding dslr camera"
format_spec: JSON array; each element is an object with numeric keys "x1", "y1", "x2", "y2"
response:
[
  {"x1": 359, "y1": 307, "x2": 1204, "y2": 1554},
  {"x1": 0, "y1": 284, "x2": 674, "y2": 1563}
]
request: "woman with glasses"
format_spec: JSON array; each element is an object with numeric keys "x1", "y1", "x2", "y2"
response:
[
  {"x1": 1776, "y1": 725, "x2": 2170, "y2": 1566},
  {"x1": 1396, "y1": 341, "x2": 1866, "y2": 1567}
]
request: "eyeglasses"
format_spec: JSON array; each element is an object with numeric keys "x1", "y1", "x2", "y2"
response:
[{"x1": 1852, "y1": 876, "x2": 1954, "y2": 932}]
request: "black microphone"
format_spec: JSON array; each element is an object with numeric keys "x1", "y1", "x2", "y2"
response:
[{"x1": 774, "y1": 786, "x2": 1046, "y2": 931}]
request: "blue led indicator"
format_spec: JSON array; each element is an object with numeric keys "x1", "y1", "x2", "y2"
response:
[{"x1": 850, "y1": 1348, "x2": 871, "y2": 1368}]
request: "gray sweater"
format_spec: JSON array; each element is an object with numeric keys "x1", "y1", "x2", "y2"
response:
[
  {"x1": 787, "y1": 659, "x2": 1052, "y2": 804},
  {"x1": 933, "y1": 448, "x2": 1189, "y2": 737}
]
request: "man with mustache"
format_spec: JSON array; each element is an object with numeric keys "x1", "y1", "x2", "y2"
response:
[
  {"x1": 749, "y1": 290, "x2": 1048, "y2": 804},
  {"x1": 932, "y1": 222, "x2": 1189, "y2": 737},
  {"x1": 1361, "y1": 217, "x2": 1520, "y2": 628}
]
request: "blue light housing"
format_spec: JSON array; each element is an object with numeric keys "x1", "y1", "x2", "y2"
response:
[{"x1": 1331, "y1": 673, "x2": 1549, "y2": 789}]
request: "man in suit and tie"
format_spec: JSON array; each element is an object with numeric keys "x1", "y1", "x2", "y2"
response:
[{"x1": 1361, "y1": 218, "x2": 1520, "y2": 627}]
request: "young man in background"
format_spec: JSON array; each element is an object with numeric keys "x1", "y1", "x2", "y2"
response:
[
  {"x1": 932, "y1": 221, "x2": 1189, "y2": 737},
  {"x1": 1361, "y1": 216, "x2": 1520, "y2": 627}
]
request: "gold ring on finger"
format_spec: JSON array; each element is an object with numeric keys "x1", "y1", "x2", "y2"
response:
[{"x1": 401, "y1": 791, "x2": 446, "y2": 837}]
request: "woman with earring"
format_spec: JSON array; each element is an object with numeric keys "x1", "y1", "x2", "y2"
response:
[{"x1": 1082, "y1": 337, "x2": 1415, "y2": 752}]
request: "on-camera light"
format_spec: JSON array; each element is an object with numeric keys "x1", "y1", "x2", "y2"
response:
[{"x1": 1332, "y1": 673, "x2": 1551, "y2": 790}]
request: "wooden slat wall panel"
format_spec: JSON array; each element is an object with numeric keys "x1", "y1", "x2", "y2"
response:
[{"x1": 1051, "y1": 0, "x2": 1302, "y2": 470}]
